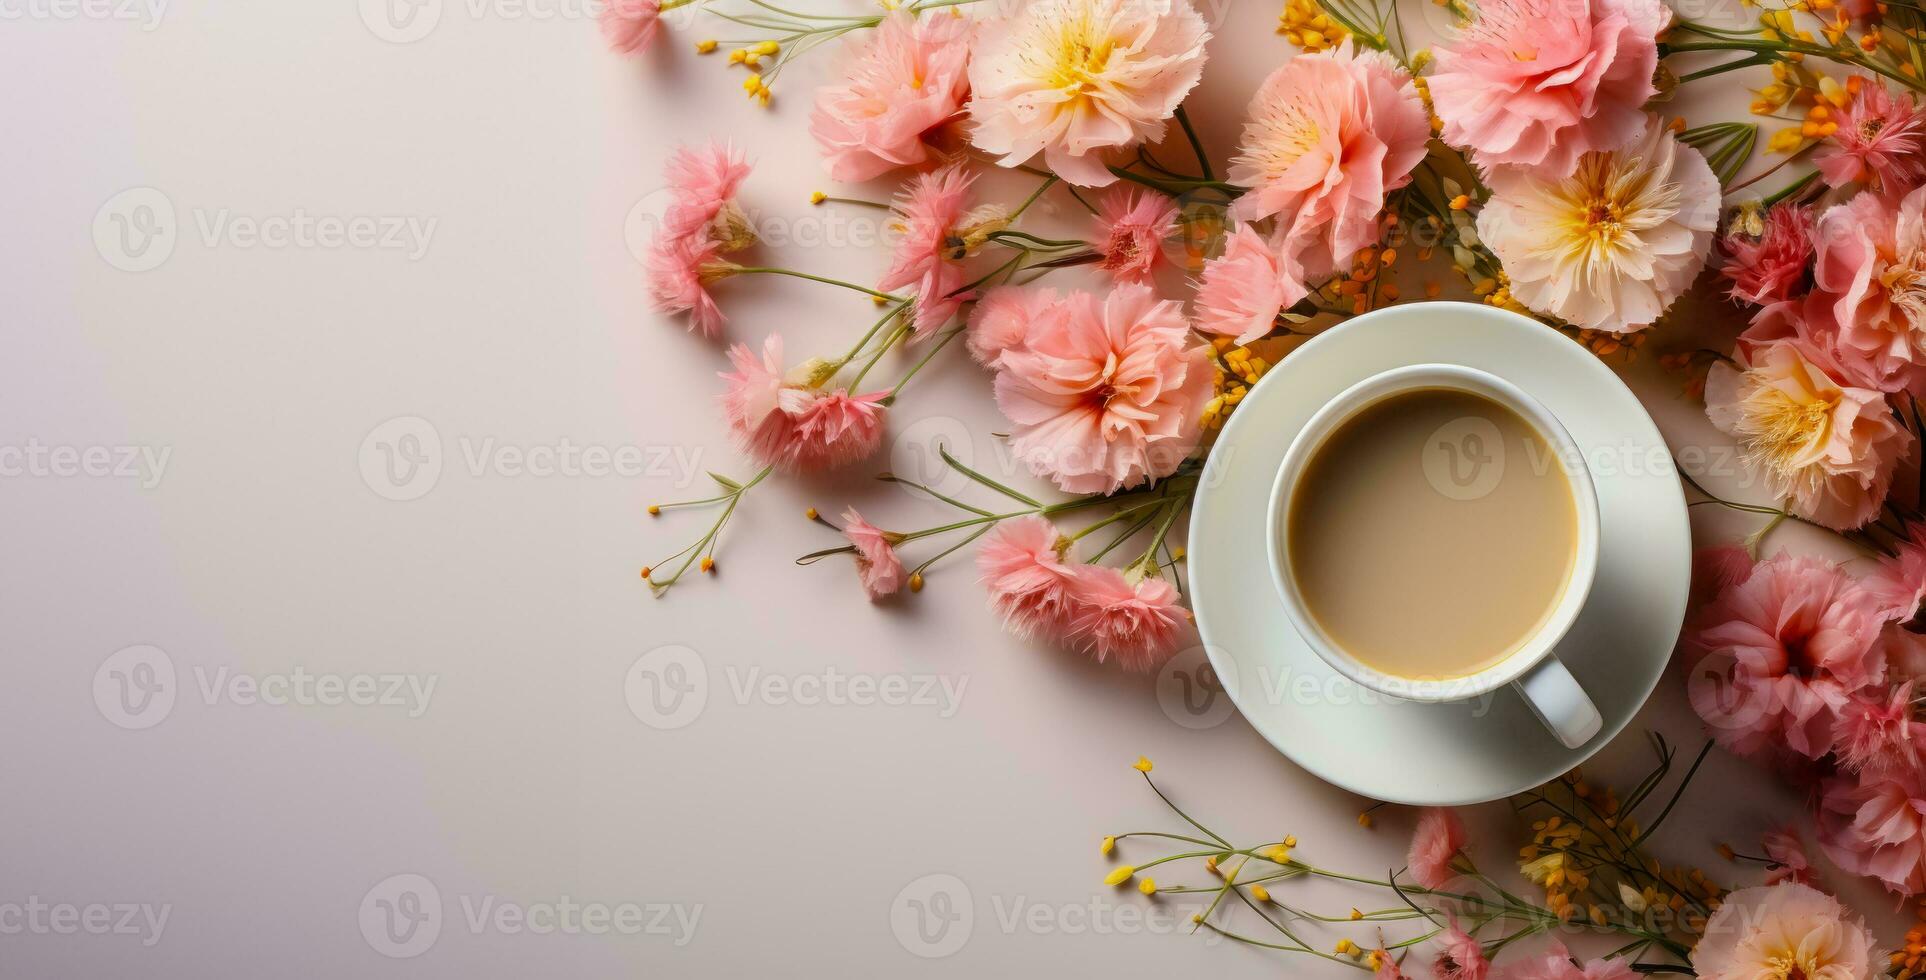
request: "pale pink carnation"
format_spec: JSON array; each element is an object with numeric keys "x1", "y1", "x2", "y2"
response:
[
  {"x1": 842, "y1": 508, "x2": 906, "y2": 600},
  {"x1": 1819, "y1": 771, "x2": 1926, "y2": 894},
  {"x1": 1408, "y1": 807, "x2": 1469, "y2": 891},
  {"x1": 1720, "y1": 202, "x2": 1815, "y2": 307},
  {"x1": 966, "y1": 286, "x2": 1069, "y2": 365},
  {"x1": 1686, "y1": 551, "x2": 1886, "y2": 758},
  {"x1": 661, "y1": 141, "x2": 753, "y2": 245},
  {"x1": 1227, "y1": 42, "x2": 1430, "y2": 282},
  {"x1": 1832, "y1": 682, "x2": 1921, "y2": 776},
  {"x1": 966, "y1": 0, "x2": 1209, "y2": 187},
  {"x1": 1704, "y1": 340, "x2": 1911, "y2": 531},
  {"x1": 1867, "y1": 523, "x2": 1926, "y2": 623},
  {"x1": 718, "y1": 335, "x2": 890, "y2": 472},
  {"x1": 1065, "y1": 566, "x2": 1187, "y2": 671},
  {"x1": 879, "y1": 164, "x2": 993, "y2": 337},
  {"x1": 1501, "y1": 940, "x2": 1638, "y2": 980},
  {"x1": 1692, "y1": 883, "x2": 1879, "y2": 976},
  {"x1": 1093, "y1": 187, "x2": 1179, "y2": 284},
  {"x1": 1760, "y1": 829, "x2": 1816, "y2": 887},
  {"x1": 647, "y1": 235, "x2": 730, "y2": 338},
  {"x1": 599, "y1": 0, "x2": 660, "y2": 54},
  {"x1": 791, "y1": 390, "x2": 891, "y2": 470},
  {"x1": 1194, "y1": 224, "x2": 1302, "y2": 346},
  {"x1": 1429, "y1": 0, "x2": 1666, "y2": 176},
  {"x1": 1435, "y1": 922, "x2": 1489, "y2": 980},
  {"x1": 1818, "y1": 81, "x2": 1926, "y2": 193},
  {"x1": 1803, "y1": 186, "x2": 1926, "y2": 393},
  {"x1": 977, "y1": 515, "x2": 1080, "y2": 642},
  {"x1": 993, "y1": 283, "x2": 1213, "y2": 494},
  {"x1": 809, "y1": 11, "x2": 974, "y2": 182}
]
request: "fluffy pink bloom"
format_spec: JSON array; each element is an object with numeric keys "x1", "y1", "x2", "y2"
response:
[
  {"x1": 661, "y1": 141, "x2": 753, "y2": 244},
  {"x1": 1408, "y1": 807, "x2": 1469, "y2": 890},
  {"x1": 1065, "y1": 566, "x2": 1187, "y2": 670},
  {"x1": 599, "y1": 0, "x2": 660, "y2": 54},
  {"x1": 1501, "y1": 940, "x2": 1638, "y2": 980},
  {"x1": 1434, "y1": 923, "x2": 1489, "y2": 980},
  {"x1": 993, "y1": 283, "x2": 1213, "y2": 494},
  {"x1": 1194, "y1": 225, "x2": 1303, "y2": 346},
  {"x1": 1760, "y1": 829, "x2": 1816, "y2": 886},
  {"x1": 966, "y1": 0, "x2": 1210, "y2": 187},
  {"x1": 879, "y1": 164, "x2": 993, "y2": 337},
  {"x1": 977, "y1": 515, "x2": 1080, "y2": 641},
  {"x1": 647, "y1": 235, "x2": 729, "y2": 338},
  {"x1": 1803, "y1": 186, "x2": 1926, "y2": 393},
  {"x1": 1867, "y1": 523, "x2": 1926, "y2": 622},
  {"x1": 1832, "y1": 682, "x2": 1922, "y2": 776},
  {"x1": 1819, "y1": 771, "x2": 1926, "y2": 894},
  {"x1": 1886, "y1": 625, "x2": 1926, "y2": 686},
  {"x1": 1429, "y1": 0, "x2": 1666, "y2": 176},
  {"x1": 1692, "y1": 883, "x2": 1880, "y2": 976},
  {"x1": 1704, "y1": 340, "x2": 1911, "y2": 531},
  {"x1": 1686, "y1": 551, "x2": 1886, "y2": 758},
  {"x1": 966, "y1": 285, "x2": 1069, "y2": 365},
  {"x1": 1818, "y1": 81, "x2": 1926, "y2": 193},
  {"x1": 809, "y1": 11, "x2": 974, "y2": 182},
  {"x1": 1092, "y1": 188, "x2": 1179, "y2": 284},
  {"x1": 719, "y1": 335, "x2": 890, "y2": 472},
  {"x1": 1227, "y1": 42, "x2": 1430, "y2": 282},
  {"x1": 841, "y1": 508, "x2": 906, "y2": 600},
  {"x1": 1720, "y1": 202, "x2": 1815, "y2": 307}
]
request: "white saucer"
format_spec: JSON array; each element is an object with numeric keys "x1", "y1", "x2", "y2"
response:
[{"x1": 1187, "y1": 302, "x2": 1690, "y2": 805}]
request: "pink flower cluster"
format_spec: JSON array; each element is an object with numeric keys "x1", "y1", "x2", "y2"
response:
[
  {"x1": 719, "y1": 335, "x2": 890, "y2": 474},
  {"x1": 646, "y1": 142, "x2": 755, "y2": 338},
  {"x1": 977, "y1": 515, "x2": 1189, "y2": 671}
]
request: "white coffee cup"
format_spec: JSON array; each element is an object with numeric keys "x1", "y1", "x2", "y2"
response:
[{"x1": 1265, "y1": 363, "x2": 1603, "y2": 749}]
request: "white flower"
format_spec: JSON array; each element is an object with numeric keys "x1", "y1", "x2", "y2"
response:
[{"x1": 1476, "y1": 122, "x2": 1719, "y2": 333}]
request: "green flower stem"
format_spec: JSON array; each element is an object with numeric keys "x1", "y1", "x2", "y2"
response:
[
  {"x1": 848, "y1": 320, "x2": 911, "y2": 389},
  {"x1": 1009, "y1": 174, "x2": 1058, "y2": 222},
  {"x1": 884, "y1": 323, "x2": 966, "y2": 401},
  {"x1": 834, "y1": 299, "x2": 912, "y2": 370},
  {"x1": 1173, "y1": 106, "x2": 1215, "y2": 181},
  {"x1": 1664, "y1": 30, "x2": 1925, "y2": 93},
  {"x1": 1105, "y1": 165, "x2": 1240, "y2": 197},
  {"x1": 646, "y1": 465, "x2": 772, "y2": 594},
  {"x1": 908, "y1": 523, "x2": 993, "y2": 580},
  {"x1": 732, "y1": 266, "x2": 901, "y2": 302}
]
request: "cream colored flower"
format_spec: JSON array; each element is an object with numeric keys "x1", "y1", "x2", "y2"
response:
[
  {"x1": 1692, "y1": 883, "x2": 1878, "y2": 980},
  {"x1": 1476, "y1": 122, "x2": 1719, "y2": 333}
]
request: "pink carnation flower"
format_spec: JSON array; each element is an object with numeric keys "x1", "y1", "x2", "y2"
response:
[
  {"x1": 1692, "y1": 883, "x2": 1879, "y2": 977},
  {"x1": 1686, "y1": 551, "x2": 1886, "y2": 758},
  {"x1": 1818, "y1": 81, "x2": 1926, "y2": 194},
  {"x1": 1093, "y1": 187, "x2": 1179, "y2": 284},
  {"x1": 1502, "y1": 940, "x2": 1638, "y2": 980},
  {"x1": 1832, "y1": 682, "x2": 1921, "y2": 776},
  {"x1": 1065, "y1": 566, "x2": 1187, "y2": 671},
  {"x1": 1408, "y1": 807, "x2": 1469, "y2": 891},
  {"x1": 599, "y1": 0, "x2": 661, "y2": 54},
  {"x1": 977, "y1": 515, "x2": 1080, "y2": 642},
  {"x1": 841, "y1": 508, "x2": 906, "y2": 600},
  {"x1": 809, "y1": 11, "x2": 974, "y2": 182},
  {"x1": 719, "y1": 335, "x2": 890, "y2": 472},
  {"x1": 1819, "y1": 771, "x2": 1926, "y2": 894},
  {"x1": 1227, "y1": 42, "x2": 1430, "y2": 282},
  {"x1": 966, "y1": 0, "x2": 1210, "y2": 187},
  {"x1": 1803, "y1": 186, "x2": 1926, "y2": 393},
  {"x1": 1760, "y1": 829, "x2": 1816, "y2": 886},
  {"x1": 661, "y1": 141, "x2": 753, "y2": 245},
  {"x1": 1720, "y1": 202, "x2": 1815, "y2": 307},
  {"x1": 1195, "y1": 224, "x2": 1302, "y2": 346},
  {"x1": 1866, "y1": 523, "x2": 1926, "y2": 623},
  {"x1": 965, "y1": 285, "x2": 1070, "y2": 366},
  {"x1": 992, "y1": 283, "x2": 1213, "y2": 494},
  {"x1": 1434, "y1": 922, "x2": 1489, "y2": 980},
  {"x1": 1429, "y1": 0, "x2": 1666, "y2": 176},
  {"x1": 1704, "y1": 340, "x2": 1911, "y2": 531},
  {"x1": 879, "y1": 164, "x2": 997, "y2": 337},
  {"x1": 647, "y1": 235, "x2": 731, "y2": 338}
]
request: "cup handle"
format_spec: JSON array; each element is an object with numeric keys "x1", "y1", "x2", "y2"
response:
[{"x1": 1512, "y1": 655, "x2": 1601, "y2": 749}]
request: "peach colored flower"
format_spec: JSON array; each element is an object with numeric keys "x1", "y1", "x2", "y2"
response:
[
  {"x1": 648, "y1": 235, "x2": 731, "y2": 338},
  {"x1": 1227, "y1": 41, "x2": 1429, "y2": 283},
  {"x1": 1819, "y1": 771, "x2": 1926, "y2": 895},
  {"x1": 1866, "y1": 523, "x2": 1926, "y2": 622},
  {"x1": 977, "y1": 515, "x2": 1081, "y2": 641},
  {"x1": 1686, "y1": 551, "x2": 1886, "y2": 758},
  {"x1": 1065, "y1": 566, "x2": 1187, "y2": 670},
  {"x1": 966, "y1": 285, "x2": 1070, "y2": 365},
  {"x1": 1429, "y1": 0, "x2": 1666, "y2": 176},
  {"x1": 1704, "y1": 340, "x2": 1911, "y2": 531},
  {"x1": 1818, "y1": 81, "x2": 1926, "y2": 193},
  {"x1": 1408, "y1": 807, "x2": 1469, "y2": 891},
  {"x1": 1435, "y1": 922, "x2": 1489, "y2": 980},
  {"x1": 1194, "y1": 224, "x2": 1302, "y2": 346},
  {"x1": 966, "y1": 0, "x2": 1209, "y2": 187},
  {"x1": 1832, "y1": 682, "x2": 1921, "y2": 776},
  {"x1": 809, "y1": 10, "x2": 974, "y2": 182},
  {"x1": 842, "y1": 508, "x2": 906, "y2": 600},
  {"x1": 1760, "y1": 829, "x2": 1816, "y2": 887},
  {"x1": 992, "y1": 283, "x2": 1213, "y2": 494},
  {"x1": 1478, "y1": 123, "x2": 1719, "y2": 333},
  {"x1": 1093, "y1": 187, "x2": 1179, "y2": 284},
  {"x1": 719, "y1": 335, "x2": 890, "y2": 472},
  {"x1": 1691, "y1": 883, "x2": 1879, "y2": 977},
  {"x1": 1720, "y1": 202, "x2": 1815, "y2": 307},
  {"x1": 599, "y1": 0, "x2": 661, "y2": 54},
  {"x1": 879, "y1": 164, "x2": 1000, "y2": 337},
  {"x1": 1501, "y1": 940, "x2": 1638, "y2": 980},
  {"x1": 1803, "y1": 186, "x2": 1926, "y2": 393}
]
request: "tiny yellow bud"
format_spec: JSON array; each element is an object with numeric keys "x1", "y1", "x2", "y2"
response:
[
  {"x1": 908, "y1": 573, "x2": 925, "y2": 593},
  {"x1": 694, "y1": 39, "x2": 718, "y2": 54},
  {"x1": 1350, "y1": 908, "x2": 1364, "y2": 920},
  {"x1": 1250, "y1": 884, "x2": 1272, "y2": 903},
  {"x1": 647, "y1": 504, "x2": 661, "y2": 516},
  {"x1": 753, "y1": 40, "x2": 780, "y2": 56},
  {"x1": 1139, "y1": 878, "x2": 1157, "y2": 895},
  {"x1": 1449, "y1": 194, "x2": 1471, "y2": 210},
  {"x1": 1358, "y1": 811, "x2": 1374, "y2": 828},
  {"x1": 640, "y1": 566, "x2": 653, "y2": 580},
  {"x1": 1335, "y1": 939, "x2": 1360, "y2": 956},
  {"x1": 1717, "y1": 842, "x2": 1736, "y2": 861},
  {"x1": 742, "y1": 74, "x2": 761, "y2": 94},
  {"x1": 1132, "y1": 756, "x2": 1153, "y2": 773},
  {"x1": 743, "y1": 53, "x2": 762, "y2": 69},
  {"x1": 728, "y1": 48, "x2": 747, "y2": 64},
  {"x1": 810, "y1": 190, "x2": 828, "y2": 205},
  {"x1": 1104, "y1": 866, "x2": 1136, "y2": 886},
  {"x1": 1283, "y1": 835, "x2": 1298, "y2": 848},
  {"x1": 1101, "y1": 836, "x2": 1116, "y2": 856},
  {"x1": 1367, "y1": 951, "x2": 1385, "y2": 971},
  {"x1": 805, "y1": 507, "x2": 819, "y2": 521}
]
